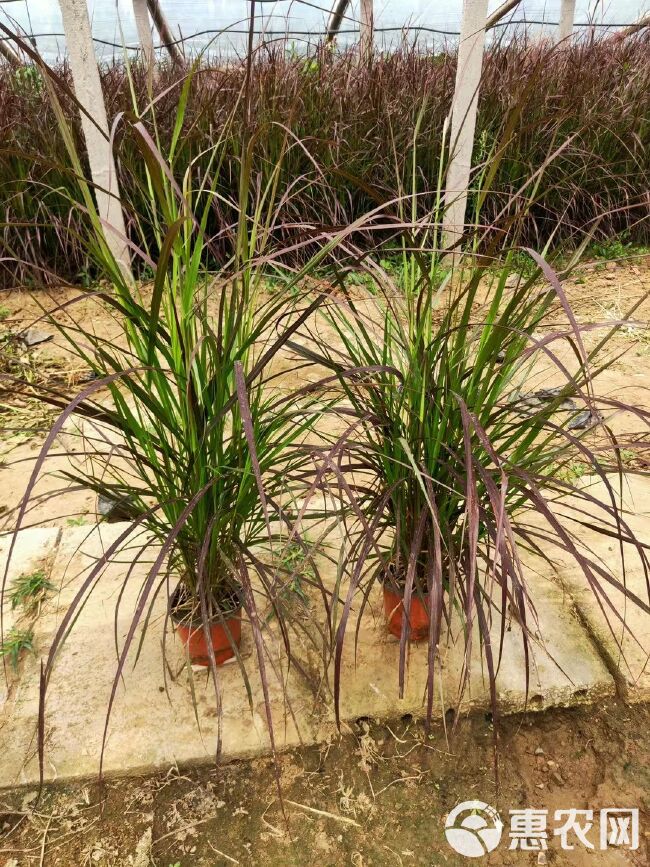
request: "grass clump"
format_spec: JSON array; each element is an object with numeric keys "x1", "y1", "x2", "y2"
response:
[
  {"x1": 590, "y1": 235, "x2": 650, "y2": 262},
  {"x1": 9, "y1": 568, "x2": 54, "y2": 611},
  {"x1": 0, "y1": 627, "x2": 34, "y2": 670},
  {"x1": 292, "y1": 241, "x2": 650, "y2": 723},
  {"x1": 1, "y1": 33, "x2": 649, "y2": 288},
  {"x1": 1, "y1": 50, "x2": 351, "y2": 784}
]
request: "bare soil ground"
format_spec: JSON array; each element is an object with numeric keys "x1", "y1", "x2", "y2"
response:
[{"x1": 0, "y1": 702, "x2": 648, "y2": 866}]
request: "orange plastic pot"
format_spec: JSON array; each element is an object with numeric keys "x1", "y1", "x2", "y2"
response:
[
  {"x1": 175, "y1": 614, "x2": 242, "y2": 666},
  {"x1": 383, "y1": 584, "x2": 430, "y2": 641},
  {"x1": 171, "y1": 586, "x2": 242, "y2": 666}
]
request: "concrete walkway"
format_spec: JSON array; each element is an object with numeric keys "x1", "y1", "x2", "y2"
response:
[
  {"x1": 553, "y1": 476, "x2": 650, "y2": 702},
  {"x1": 0, "y1": 477, "x2": 648, "y2": 788}
]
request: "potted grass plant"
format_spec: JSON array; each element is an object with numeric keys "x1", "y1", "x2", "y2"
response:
[
  {"x1": 34, "y1": 146, "x2": 320, "y2": 669},
  {"x1": 285, "y1": 98, "x2": 650, "y2": 719},
  {"x1": 291, "y1": 239, "x2": 650, "y2": 719},
  {"x1": 1, "y1": 58, "x2": 351, "y2": 785}
]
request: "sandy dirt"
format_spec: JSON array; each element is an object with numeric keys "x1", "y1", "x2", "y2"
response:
[{"x1": 0, "y1": 702, "x2": 648, "y2": 866}]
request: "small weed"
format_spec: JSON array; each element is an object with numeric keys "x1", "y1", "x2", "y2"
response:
[
  {"x1": 0, "y1": 628, "x2": 34, "y2": 670},
  {"x1": 277, "y1": 542, "x2": 314, "y2": 605},
  {"x1": 265, "y1": 272, "x2": 300, "y2": 299},
  {"x1": 66, "y1": 516, "x2": 88, "y2": 526},
  {"x1": 9, "y1": 569, "x2": 55, "y2": 611},
  {"x1": 0, "y1": 305, "x2": 10, "y2": 322},
  {"x1": 614, "y1": 448, "x2": 645, "y2": 469},
  {"x1": 76, "y1": 267, "x2": 93, "y2": 289},
  {"x1": 592, "y1": 238, "x2": 629, "y2": 260},
  {"x1": 590, "y1": 235, "x2": 650, "y2": 262},
  {"x1": 552, "y1": 460, "x2": 589, "y2": 483},
  {"x1": 379, "y1": 257, "x2": 401, "y2": 277},
  {"x1": 0, "y1": 333, "x2": 23, "y2": 377},
  {"x1": 345, "y1": 270, "x2": 375, "y2": 291},
  {"x1": 507, "y1": 250, "x2": 541, "y2": 278}
]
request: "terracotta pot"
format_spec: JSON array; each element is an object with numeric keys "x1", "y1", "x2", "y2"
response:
[
  {"x1": 171, "y1": 586, "x2": 242, "y2": 666},
  {"x1": 383, "y1": 584, "x2": 430, "y2": 641}
]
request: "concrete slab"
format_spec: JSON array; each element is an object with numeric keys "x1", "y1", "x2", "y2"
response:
[
  {"x1": 317, "y1": 565, "x2": 614, "y2": 725},
  {"x1": 0, "y1": 526, "x2": 61, "y2": 588},
  {"x1": 0, "y1": 526, "x2": 60, "y2": 640},
  {"x1": 0, "y1": 524, "x2": 325, "y2": 787},
  {"x1": 0, "y1": 443, "x2": 96, "y2": 530},
  {"x1": 550, "y1": 474, "x2": 650, "y2": 702},
  {"x1": 297, "y1": 502, "x2": 614, "y2": 719},
  {"x1": 0, "y1": 516, "x2": 617, "y2": 788}
]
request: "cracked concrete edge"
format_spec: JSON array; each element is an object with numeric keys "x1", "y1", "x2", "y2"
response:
[
  {"x1": 558, "y1": 582, "x2": 631, "y2": 701},
  {"x1": 0, "y1": 525, "x2": 63, "y2": 572},
  {"x1": 0, "y1": 682, "x2": 615, "y2": 794},
  {"x1": 551, "y1": 573, "x2": 650, "y2": 705},
  {"x1": 550, "y1": 473, "x2": 650, "y2": 704},
  {"x1": 1, "y1": 729, "x2": 332, "y2": 793},
  {"x1": 0, "y1": 677, "x2": 614, "y2": 794}
]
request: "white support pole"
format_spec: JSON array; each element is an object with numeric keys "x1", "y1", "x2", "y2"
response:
[
  {"x1": 557, "y1": 0, "x2": 576, "y2": 43},
  {"x1": 359, "y1": 0, "x2": 374, "y2": 63},
  {"x1": 58, "y1": 0, "x2": 131, "y2": 280},
  {"x1": 132, "y1": 0, "x2": 155, "y2": 67},
  {"x1": 442, "y1": 0, "x2": 489, "y2": 250}
]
